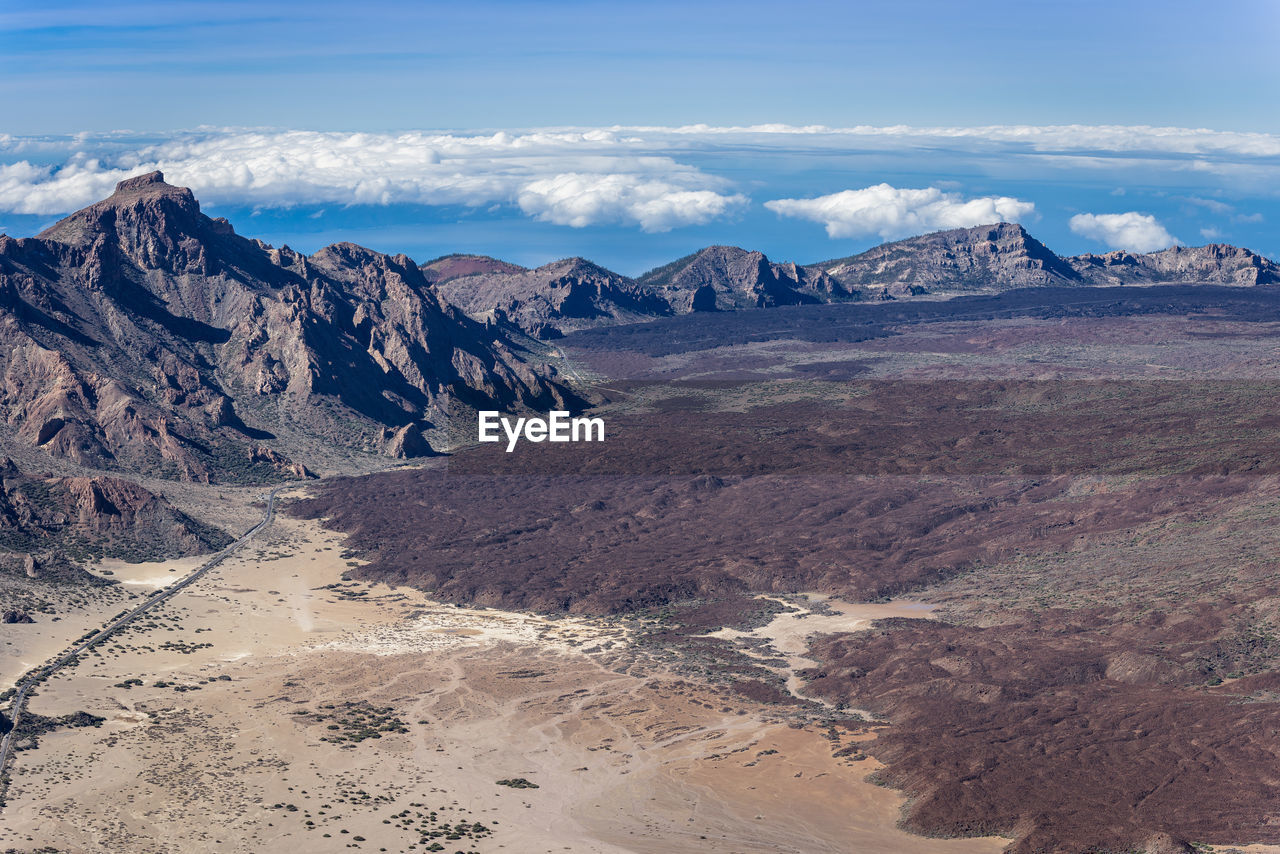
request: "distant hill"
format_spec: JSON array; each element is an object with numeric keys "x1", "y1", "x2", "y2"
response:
[
  {"x1": 1069, "y1": 244, "x2": 1280, "y2": 286},
  {"x1": 433, "y1": 256, "x2": 671, "y2": 338},
  {"x1": 807, "y1": 222, "x2": 1280, "y2": 296},
  {"x1": 420, "y1": 253, "x2": 527, "y2": 284},
  {"x1": 636, "y1": 245, "x2": 848, "y2": 311},
  {"x1": 807, "y1": 222, "x2": 1082, "y2": 296},
  {"x1": 430, "y1": 224, "x2": 1279, "y2": 339}
]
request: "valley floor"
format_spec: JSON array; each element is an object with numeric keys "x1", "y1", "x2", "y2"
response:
[{"x1": 0, "y1": 509, "x2": 1007, "y2": 854}]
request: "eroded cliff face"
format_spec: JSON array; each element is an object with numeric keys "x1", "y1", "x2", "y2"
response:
[
  {"x1": 809, "y1": 222, "x2": 1083, "y2": 296},
  {"x1": 0, "y1": 457, "x2": 229, "y2": 575},
  {"x1": 0, "y1": 172, "x2": 579, "y2": 481},
  {"x1": 1069, "y1": 243, "x2": 1280, "y2": 286},
  {"x1": 638, "y1": 245, "x2": 847, "y2": 311}
]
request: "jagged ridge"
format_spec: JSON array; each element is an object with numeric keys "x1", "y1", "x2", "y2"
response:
[
  {"x1": 431, "y1": 225, "x2": 1278, "y2": 340},
  {"x1": 0, "y1": 172, "x2": 580, "y2": 482},
  {"x1": 433, "y1": 256, "x2": 671, "y2": 339}
]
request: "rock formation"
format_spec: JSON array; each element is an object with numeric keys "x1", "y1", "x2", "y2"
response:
[
  {"x1": 808, "y1": 222, "x2": 1082, "y2": 296},
  {"x1": 1069, "y1": 243, "x2": 1280, "y2": 286},
  {"x1": 637, "y1": 245, "x2": 847, "y2": 311},
  {"x1": 0, "y1": 458, "x2": 229, "y2": 565},
  {"x1": 433, "y1": 256, "x2": 670, "y2": 338},
  {"x1": 0, "y1": 172, "x2": 579, "y2": 481}
]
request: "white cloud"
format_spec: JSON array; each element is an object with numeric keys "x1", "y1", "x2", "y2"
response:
[
  {"x1": 763, "y1": 184, "x2": 1035, "y2": 240},
  {"x1": 630, "y1": 123, "x2": 1280, "y2": 158},
  {"x1": 0, "y1": 129, "x2": 745, "y2": 232},
  {"x1": 1069, "y1": 212, "x2": 1178, "y2": 253},
  {"x1": 1183, "y1": 196, "x2": 1232, "y2": 214},
  {"x1": 517, "y1": 173, "x2": 746, "y2": 232},
  {"x1": 2, "y1": 122, "x2": 1278, "y2": 234},
  {"x1": 0, "y1": 160, "x2": 121, "y2": 216}
]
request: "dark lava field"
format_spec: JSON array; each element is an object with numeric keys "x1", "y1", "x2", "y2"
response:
[{"x1": 294, "y1": 297, "x2": 1280, "y2": 854}]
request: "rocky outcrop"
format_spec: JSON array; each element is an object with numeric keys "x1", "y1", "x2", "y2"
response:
[
  {"x1": 0, "y1": 172, "x2": 580, "y2": 480},
  {"x1": 805, "y1": 223, "x2": 1280, "y2": 298},
  {"x1": 2, "y1": 609, "x2": 34, "y2": 624},
  {"x1": 433, "y1": 245, "x2": 848, "y2": 333},
  {"x1": 637, "y1": 245, "x2": 848, "y2": 311},
  {"x1": 0, "y1": 459, "x2": 229, "y2": 566},
  {"x1": 1069, "y1": 243, "x2": 1280, "y2": 286},
  {"x1": 434, "y1": 257, "x2": 671, "y2": 338},
  {"x1": 808, "y1": 222, "x2": 1082, "y2": 296}
]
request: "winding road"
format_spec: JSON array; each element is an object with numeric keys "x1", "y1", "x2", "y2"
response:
[{"x1": 0, "y1": 485, "x2": 286, "y2": 803}]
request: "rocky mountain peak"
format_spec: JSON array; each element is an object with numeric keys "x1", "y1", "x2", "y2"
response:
[
  {"x1": 539, "y1": 256, "x2": 611, "y2": 278},
  {"x1": 112, "y1": 170, "x2": 179, "y2": 195},
  {"x1": 812, "y1": 222, "x2": 1081, "y2": 295},
  {"x1": 639, "y1": 244, "x2": 836, "y2": 311},
  {"x1": 36, "y1": 170, "x2": 204, "y2": 252},
  {"x1": 1069, "y1": 242, "x2": 1280, "y2": 286},
  {"x1": 0, "y1": 178, "x2": 581, "y2": 481}
]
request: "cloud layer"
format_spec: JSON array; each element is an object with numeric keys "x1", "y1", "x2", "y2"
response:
[
  {"x1": 638, "y1": 123, "x2": 1280, "y2": 158},
  {"x1": 516, "y1": 173, "x2": 746, "y2": 232},
  {"x1": 0, "y1": 130, "x2": 744, "y2": 232},
  {"x1": 1068, "y1": 212, "x2": 1178, "y2": 253},
  {"x1": 764, "y1": 184, "x2": 1035, "y2": 240},
  {"x1": 0, "y1": 123, "x2": 1276, "y2": 238}
]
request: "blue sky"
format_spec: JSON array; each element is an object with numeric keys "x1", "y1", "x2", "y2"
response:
[{"x1": 2, "y1": 1, "x2": 1279, "y2": 273}]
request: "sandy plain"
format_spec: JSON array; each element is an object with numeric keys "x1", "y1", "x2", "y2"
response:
[{"x1": 0, "y1": 498, "x2": 1012, "y2": 853}]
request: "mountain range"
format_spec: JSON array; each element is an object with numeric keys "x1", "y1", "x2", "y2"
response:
[
  {"x1": 3, "y1": 172, "x2": 1278, "y2": 488},
  {"x1": 427, "y1": 221, "x2": 1280, "y2": 338}
]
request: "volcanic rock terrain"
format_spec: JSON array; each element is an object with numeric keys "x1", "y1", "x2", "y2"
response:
[
  {"x1": 429, "y1": 223, "x2": 1280, "y2": 340},
  {"x1": 0, "y1": 172, "x2": 578, "y2": 483},
  {"x1": 0, "y1": 456, "x2": 228, "y2": 582},
  {"x1": 293, "y1": 307, "x2": 1280, "y2": 854},
  {"x1": 7, "y1": 174, "x2": 1280, "y2": 854},
  {"x1": 418, "y1": 253, "x2": 527, "y2": 284}
]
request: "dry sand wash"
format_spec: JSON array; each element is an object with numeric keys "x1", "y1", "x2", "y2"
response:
[{"x1": 0, "y1": 507, "x2": 1004, "y2": 854}]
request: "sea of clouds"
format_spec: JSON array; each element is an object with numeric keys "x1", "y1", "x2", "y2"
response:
[{"x1": 1, "y1": 124, "x2": 1277, "y2": 250}]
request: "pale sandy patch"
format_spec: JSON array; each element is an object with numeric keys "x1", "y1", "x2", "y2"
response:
[
  {"x1": 308, "y1": 602, "x2": 627, "y2": 657},
  {"x1": 90, "y1": 554, "x2": 208, "y2": 588},
  {"x1": 707, "y1": 594, "x2": 937, "y2": 704}
]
